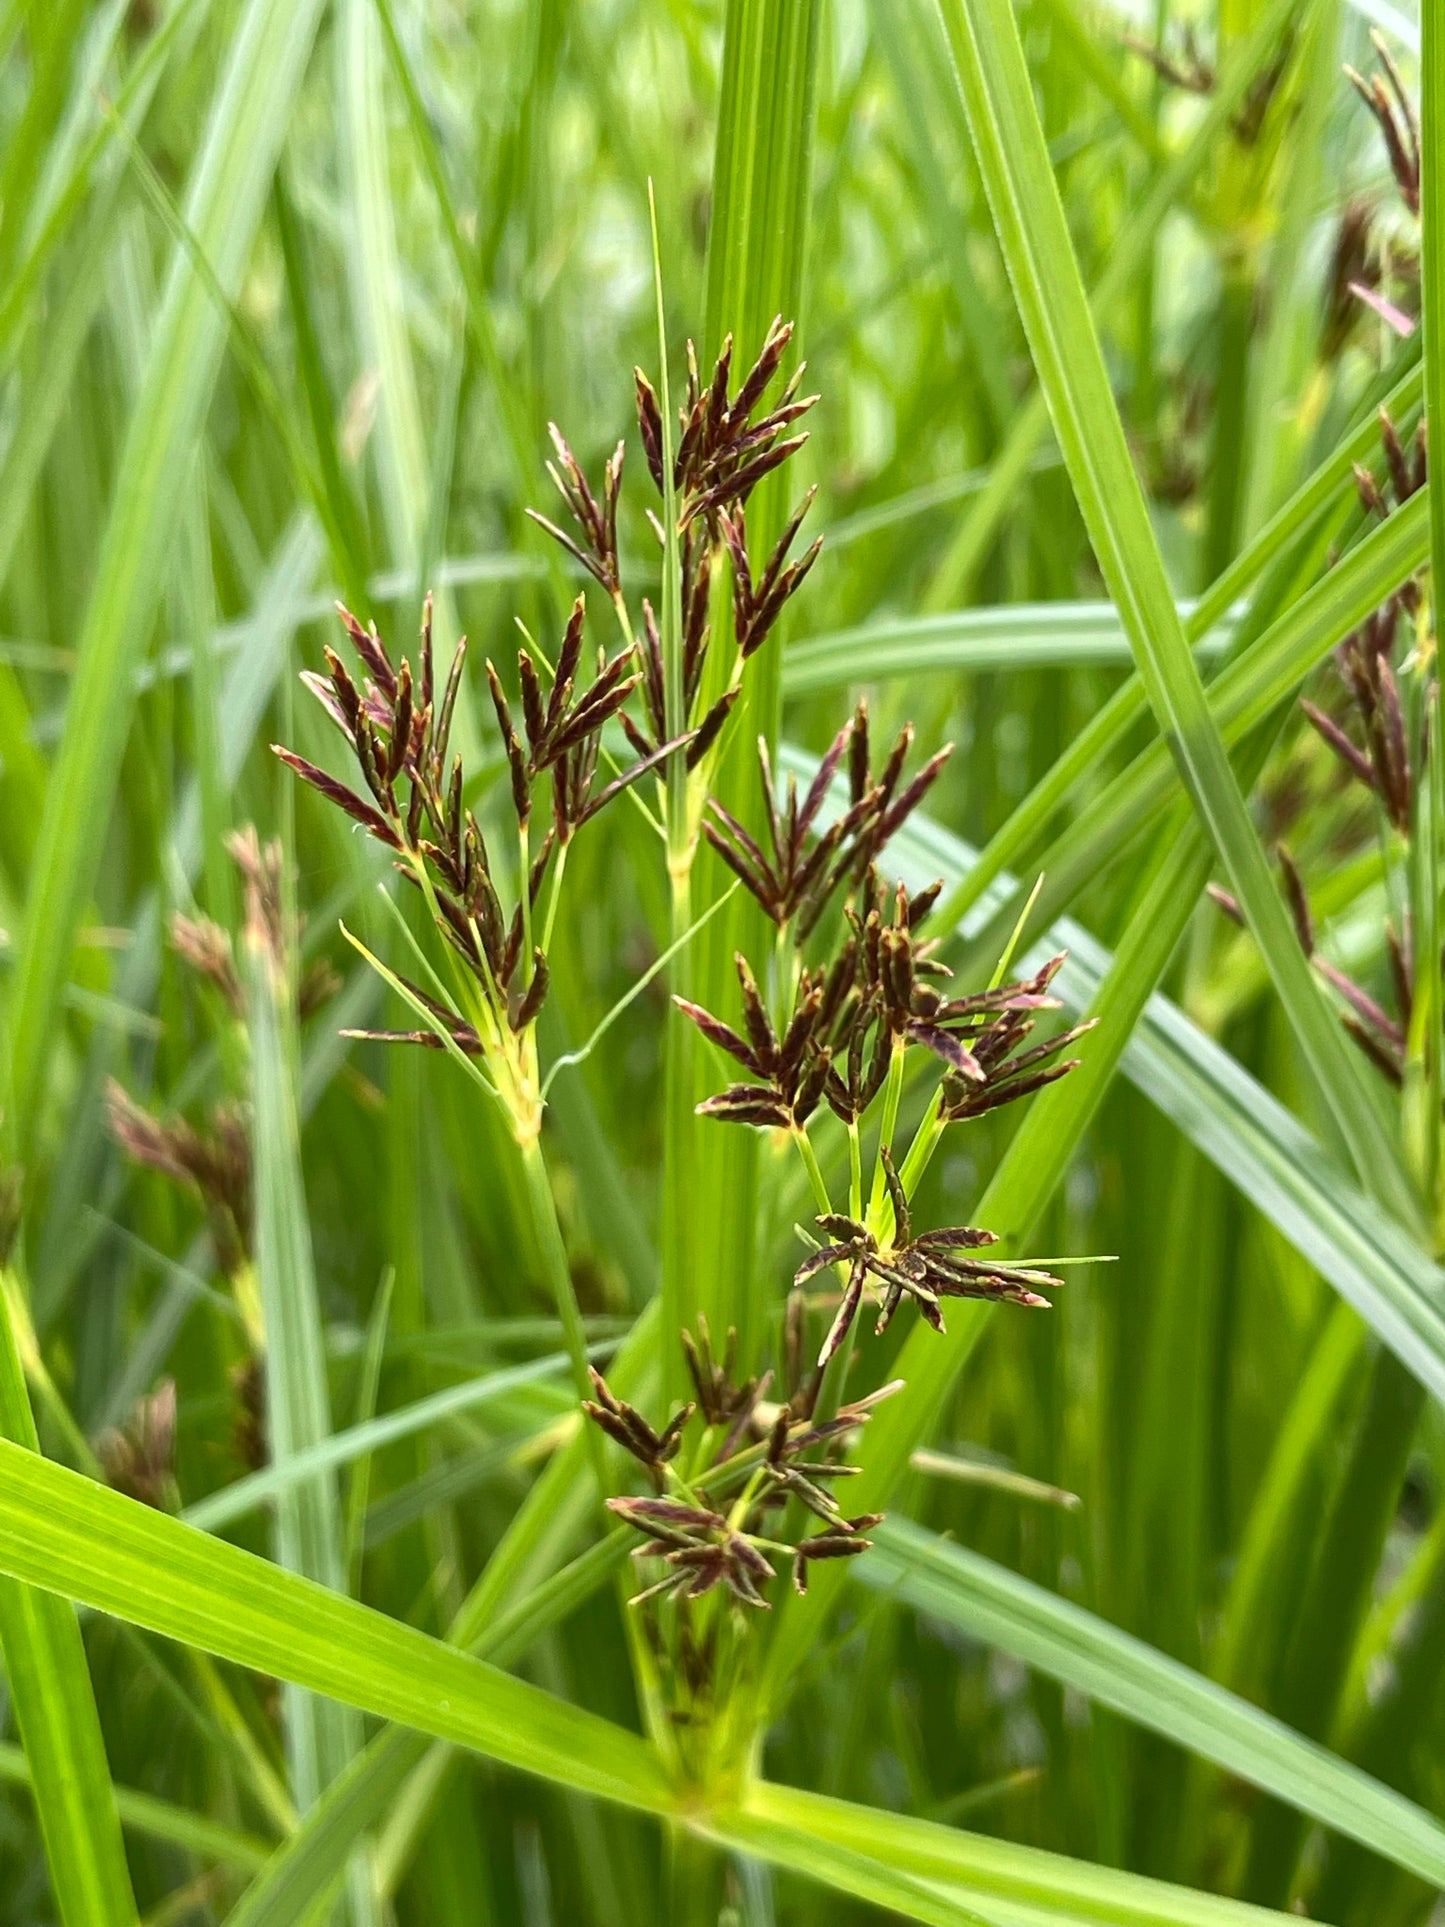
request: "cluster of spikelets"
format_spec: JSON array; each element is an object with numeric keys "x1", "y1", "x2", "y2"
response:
[
  {"x1": 1212, "y1": 412, "x2": 1429, "y2": 1089},
  {"x1": 103, "y1": 829, "x2": 333, "y2": 1496},
  {"x1": 270, "y1": 320, "x2": 828, "y2": 1126},
  {"x1": 587, "y1": 1313, "x2": 895, "y2": 1607},
  {"x1": 108, "y1": 319, "x2": 1092, "y2": 1617},
  {"x1": 274, "y1": 321, "x2": 1094, "y2": 1613}
]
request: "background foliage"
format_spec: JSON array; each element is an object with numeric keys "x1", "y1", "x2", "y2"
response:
[{"x1": 0, "y1": 0, "x2": 1442, "y2": 1921}]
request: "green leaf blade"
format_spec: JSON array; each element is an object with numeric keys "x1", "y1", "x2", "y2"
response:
[
  {"x1": 863, "y1": 1517, "x2": 1445, "y2": 1886},
  {"x1": 934, "y1": 0, "x2": 1418, "y2": 1228}
]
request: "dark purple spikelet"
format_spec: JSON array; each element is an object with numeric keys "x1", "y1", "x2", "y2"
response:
[
  {"x1": 276, "y1": 589, "x2": 688, "y2": 1044},
  {"x1": 599, "y1": 1322, "x2": 902, "y2": 1612},
  {"x1": 676, "y1": 953, "x2": 832, "y2": 1132},
  {"x1": 527, "y1": 425, "x2": 625, "y2": 595},
  {"x1": 795, "y1": 1147, "x2": 1061, "y2": 1367},
  {"x1": 1347, "y1": 35, "x2": 1421, "y2": 216}
]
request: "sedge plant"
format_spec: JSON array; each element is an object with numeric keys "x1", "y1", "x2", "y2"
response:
[{"x1": 272, "y1": 330, "x2": 1091, "y2": 1797}]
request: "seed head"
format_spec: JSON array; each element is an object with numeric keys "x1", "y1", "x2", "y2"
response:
[
  {"x1": 1347, "y1": 35, "x2": 1421, "y2": 217},
  {"x1": 97, "y1": 1381, "x2": 179, "y2": 1513}
]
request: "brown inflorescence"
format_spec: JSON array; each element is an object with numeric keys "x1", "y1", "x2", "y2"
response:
[
  {"x1": 590, "y1": 1322, "x2": 897, "y2": 1607},
  {"x1": 795, "y1": 1148, "x2": 1064, "y2": 1367},
  {"x1": 277, "y1": 590, "x2": 687, "y2": 1052},
  {"x1": 1214, "y1": 412, "x2": 1431, "y2": 1088},
  {"x1": 1347, "y1": 34, "x2": 1420, "y2": 218}
]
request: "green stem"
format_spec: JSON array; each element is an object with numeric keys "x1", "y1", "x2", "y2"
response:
[
  {"x1": 847, "y1": 1121, "x2": 863, "y2": 1221},
  {"x1": 897, "y1": 1088, "x2": 947, "y2": 1204},
  {"x1": 518, "y1": 816, "x2": 533, "y2": 981},
  {"x1": 517, "y1": 1134, "x2": 606, "y2": 1496},
  {"x1": 811, "y1": 1311, "x2": 859, "y2": 1434},
  {"x1": 539, "y1": 838, "x2": 570, "y2": 956},
  {"x1": 610, "y1": 589, "x2": 637, "y2": 653},
  {"x1": 867, "y1": 1039, "x2": 907, "y2": 1222},
  {"x1": 661, "y1": 864, "x2": 696, "y2": 1411},
  {"x1": 793, "y1": 1127, "x2": 832, "y2": 1218},
  {"x1": 774, "y1": 918, "x2": 797, "y2": 1032},
  {"x1": 642, "y1": 220, "x2": 696, "y2": 1410},
  {"x1": 666, "y1": 1824, "x2": 726, "y2": 1927},
  {"x1": 648, "y1": 184, "x2": 689, "y2": 871},
  {"x1": 798, "y1": 1123, "x2": 860, "y2": 1430},
  {"x1": 405, "y1": 848, "x2": 502, "y2": 1051},
  {"x1": 726, "y1": 1465, "x2": 768, "y2": 1533}
]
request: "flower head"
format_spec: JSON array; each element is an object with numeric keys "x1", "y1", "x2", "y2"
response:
[
  {"x1": 795, "y1": 1148, "x2": 1062, "y2": 1367},
  {"x1": 675, "y1": 953, "x2": 833, "y2": 1131},
  {"x1": 1346, "y1": 34, "x2": 1420, "y2": 216}
]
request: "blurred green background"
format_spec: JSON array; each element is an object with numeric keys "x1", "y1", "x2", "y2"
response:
[{"x1": 0, "y1": 0, "x2": 1440, "y2": 1921}]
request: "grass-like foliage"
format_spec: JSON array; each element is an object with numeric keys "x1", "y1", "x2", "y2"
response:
[{"x1": 0, "y1": 1, "x2": 1444, "y2": 1924}]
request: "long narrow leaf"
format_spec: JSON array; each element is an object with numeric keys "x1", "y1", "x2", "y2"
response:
[
  {"x1": 934, "y1": 0, "x2": 1418, "y2": 1227},
  {"x1": 0, "y1": 1273, "x2": 137, "y2": 1926},
  {"x1": 0, "y1": 1433, "x2": 674, "y2": 1814},
  {"x1": 246, "y1": 916, "x2": 376, "y2": 1926},
  {"x1": 783, "y1": 601, "x2": 1230, "y2": 693},
  {"x1": 920, "y1": 0, "x2": 1304, "y2": 610},
  {"x1": 719, "y1": 1781, "x2": 1299, "y2": 1927},
  {"x1": 182, "y1": 1350, "x2": 576, "y2": 1536},
  {"x1": 222, "y1": 1299, "x2": 661, "y2": 1923},
  {"x1": 0, "y1": 1428, "x2": 1316, "y2": 1927},
  {"x1": 953, "y1": 488, "x2": 1430, "y2": 969},
  {"x1": 4, "y1": 0, "x2": 328, "y2": 1154},
  {"x1": 935, "y1": 347, "x2": 1422, "y2": 932},
  {"x1": 862, "y1": 1516, "x2": 1445, "y2": 1886}
]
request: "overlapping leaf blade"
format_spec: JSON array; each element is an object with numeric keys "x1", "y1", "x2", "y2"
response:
[
  {"x1": 932, "y1": 0, "x2": 1417, "y2": 1227},
  {"x1": 5, "y1": 0, "x2": 329, "y2": 1152},
  {"x1": 862, "y1": 1517, "x2": 1445, "y2": 1885}
]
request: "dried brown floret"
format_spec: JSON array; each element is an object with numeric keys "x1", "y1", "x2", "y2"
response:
[
  {"x1": 583, "y1": 1366, "x2": 694, "y2": 1491},
  {"x1": 796, "y1": 1149, "x2": 1060, "y2": 1366},
  {"x1": 661, "y1": 318, "x2": 818, "y2": 530},
  {"x1": 596, "y1": 1333, "x2": 904, "y2": 1614},
  {"x1": 717, "y1": 491, "x2": 822, "y2": 661},
  {"x1": 681, "y1": 1314, "x2": 769, "y2": 1454},
  {"x1": 278, "y1": 592, "x2": 683, "y2": 1045},
  {"x1": 1347, "y1": 34, "x2": 1420, "y2": 217},
  {"x1": 703, "y1": 724, "x2": 874, "y2": 936},
  {"x1": 527, "y1": 426, "x2": 625, "y2": 596},
  {"x1": 676, "y1": 953, "x2": 831, "y2": 1131},
  {"x1": 842, "y1": 701, "x2": 953, "y2": 887},
  {"x1": 106, "y1": 1082, "x2": 251, "y2": 1279},
  {"x1": 793, "y1": 1518, "x2": 884, "y2": 1596},
  {"x1": 935, "y1": 952, "x2": 1096, "y2": 1124},
  {"x1": 97, "y1": 1381, "x2": 178, "y2": 1513}
]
